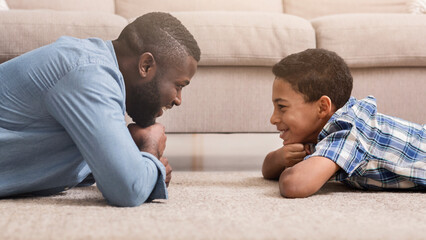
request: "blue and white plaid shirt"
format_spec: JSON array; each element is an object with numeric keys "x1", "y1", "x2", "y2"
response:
[{"x1": 307, "y1": 96, "x2": 426, "y2": 190}]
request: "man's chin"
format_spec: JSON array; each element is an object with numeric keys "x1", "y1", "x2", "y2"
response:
[
  {"x1": 136, "y1": 118, "x2": 156, "y2": 128},
  {"x1": 155, "y1": 108, "x2": 164, "y2": 118},
  {"x1": 129, "y1": 114, "x2": 156, "y2": 128}
]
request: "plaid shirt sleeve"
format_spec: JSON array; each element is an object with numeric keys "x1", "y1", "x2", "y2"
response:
[{"x1": 307, "y1": 119, "x2": 368, "y2": 181}]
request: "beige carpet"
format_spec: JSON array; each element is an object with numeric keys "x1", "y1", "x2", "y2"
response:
[{"x1": 1, "y1": 171, "x2": 425, "y2": 240}]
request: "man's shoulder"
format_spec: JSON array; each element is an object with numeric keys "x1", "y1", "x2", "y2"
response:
[
  {"x1": 54, "y1": 36, "x2": 104, "y2": 48},
  {"x1": 53, "y1": 36, "x2": 115, "y2": 64},
  {"x1": 45, "y1": 37, "x2": 124, "y2": 98},
  {"x1": 55, "y1": 37, "x2": 108, "y2": 51},
  {"x1": 50, "y1": 37, "x2": 121, "y2": 80}
]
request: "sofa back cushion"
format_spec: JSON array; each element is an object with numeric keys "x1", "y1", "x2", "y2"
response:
[
  {"x1": 0, "y1": 10, "x2": 126, "y2": 63},
  {"x1": 312, "y1": 14, "x2": 426, "y2": 68},
  {"x1": 116, "y1": 0, "x2": 283, "y2": 19},
  {"x1": 170, "y1": 12, "x2": 315, "y2": 67},
  {"x1": 283, "y1": 0, "x2": 408, "y2": 19},
  {"x1": 6, "y1": 0, "x2": 115, "y2": 13}
]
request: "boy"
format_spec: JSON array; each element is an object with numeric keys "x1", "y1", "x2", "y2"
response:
[{"x1": 262, "y1": 49, "x2": 426, "y2": 198}]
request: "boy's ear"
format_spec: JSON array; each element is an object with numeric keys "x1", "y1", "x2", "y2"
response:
[
  {"x1": 317, "y1": 96, "x2": 333, "y2": 119},
  {"x1": 138, "y1": 52, "x2": 157, "y2": 83}
]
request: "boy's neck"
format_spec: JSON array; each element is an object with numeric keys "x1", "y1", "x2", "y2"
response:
[{"x1": 311, "y1": 108, "x2": 337, "y2": 144}]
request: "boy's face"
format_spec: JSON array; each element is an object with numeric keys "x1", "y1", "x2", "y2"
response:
[{"x1": 270, "y1": 78, "x2": 323, "y2": 145}]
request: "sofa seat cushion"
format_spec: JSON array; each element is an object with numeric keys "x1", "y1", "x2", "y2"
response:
[
  {"x1": 171, "y1": 12, "x2": 315, "y2": 67},
  {"x1": 0, "y1": 10, "x2": 127, "y2": 63},
  {"x1": 312, "y1": 14, "x2": 426, "y2": 68}
]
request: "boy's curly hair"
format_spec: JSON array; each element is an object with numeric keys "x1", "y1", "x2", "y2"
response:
[{"x1": 272, "y1": 49, "x2": 353, "y2": 110}]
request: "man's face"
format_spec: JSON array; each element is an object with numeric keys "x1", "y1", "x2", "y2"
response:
[
  {"x1": 127, "y1": 56, "x2": 197, "y2": 127},
  {"x1": 270, "y1": 78, "x2": 322, "y2": 145}
]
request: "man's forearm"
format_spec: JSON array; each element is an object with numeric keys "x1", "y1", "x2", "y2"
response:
[
  {"x1": 139, "y1": 142, "x2": 161, "y2": 159},
  {"x1": 98, "y1": 155, "x2": 160, "y2": 207}
]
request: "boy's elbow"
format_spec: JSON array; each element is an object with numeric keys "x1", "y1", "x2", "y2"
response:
[
  {"x1": 262, "y1": 166, "x2": 277, "y2": 180},
  {"x1": 261, "y1": 152, "x2": 280, "y2": 180},
  {"x1": 278, "y1": 168, "x2": 315, "y2": 198}
]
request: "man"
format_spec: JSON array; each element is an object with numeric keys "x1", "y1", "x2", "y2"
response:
[{"x1": 0, "y1": 12, "x2": 201, "y2": 207}]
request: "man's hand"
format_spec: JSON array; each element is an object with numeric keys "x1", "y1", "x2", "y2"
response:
[
  {"x1": 159, "y1": 157, "x2": 172, "y2": 187},
  {"x1": 128, "y1": 123, "x2": 172, "y2": 187},
  {"x1": 128, "y1": 123, "x2": 167, "y2": 159}
]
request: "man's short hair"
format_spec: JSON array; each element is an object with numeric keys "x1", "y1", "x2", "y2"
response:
[
  {"x1": 117, "y1": 12, "x2": 201, "y2": 67},
  {"x1": 272, "y1": 48, "x2": 353, "y2": 110}
]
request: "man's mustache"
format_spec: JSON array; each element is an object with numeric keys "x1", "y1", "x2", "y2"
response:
[{"x1": 162, "y1": 103, "x2": 175, "y2": 111}]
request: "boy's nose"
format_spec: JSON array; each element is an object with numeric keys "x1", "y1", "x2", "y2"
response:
[{"x1": 270, "y1": 112, "x2": 279, "y2": 125}]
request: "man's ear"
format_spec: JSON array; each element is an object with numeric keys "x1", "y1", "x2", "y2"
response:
[
  {"x1": 317, "y1": 96, "x2": 333, "y2": 119},
  {"x1": 138, "y1": 52, "x2": 157, "y2": 82}
]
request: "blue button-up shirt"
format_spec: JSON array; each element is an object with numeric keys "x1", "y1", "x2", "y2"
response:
[
  {"x1": 308, "y1": 96, "x2": 426, "y2": 190},
  {"x1": 0, "y1": 36, "x2": 167, "y2": 206}
]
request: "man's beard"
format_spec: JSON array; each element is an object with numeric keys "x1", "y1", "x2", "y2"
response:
[{"x1": 126, "y1": 76, "x2": 161, "y2": 128}]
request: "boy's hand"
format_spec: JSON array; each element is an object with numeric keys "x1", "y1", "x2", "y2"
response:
[
  {"x1": 128, "y1": 123, "x2": 167, "y2": 159},
  {"x1": 159, "y1": 157, "x2": 172, "y2": 187},
  {"x1": 279, "y1": 143, "x2": 308, "y2": 168},
  {"x1": 262, "y1": 143, "x2": 314, "y2": 180}
]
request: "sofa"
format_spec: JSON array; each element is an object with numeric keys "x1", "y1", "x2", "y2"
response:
[{"x1": 1, "y1": 0, "x2": 425, "y2": 135}]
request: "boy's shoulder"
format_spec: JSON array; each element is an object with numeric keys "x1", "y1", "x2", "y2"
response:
[
  {"x1": 316, "y1": 95, "x2": 424, "y2": 157},
  {"x1": 332, "y1": 96, "x2": 377, "y2": 122},
  {"x1": 318, "y1": 96, "x2": 375, "y2": 138}
]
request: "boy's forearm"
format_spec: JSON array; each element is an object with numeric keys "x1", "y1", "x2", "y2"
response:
[
  {"x1": 262, "y1": 151, "x2": 285, "y2": 180},
  {"x1": 278, "y1": 156, "x2": 340, "y2": 198}
]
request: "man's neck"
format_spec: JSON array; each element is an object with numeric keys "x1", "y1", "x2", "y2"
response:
[{"x1": 112, "y1": 40, "x2": 140, "y2": 87}]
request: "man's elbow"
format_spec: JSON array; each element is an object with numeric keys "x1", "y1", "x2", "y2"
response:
[
  {"x1": 102, "y1": 179, "x2": 153, "y2": 207},
  {"x1": 104, "y1": 160, "x2": 160, "y2": 207},
  {"x1": 106, "y1": 188, "x2": 150, "y2": 207},
  {"x1": 278, "y1": 168, "x2": 315, "y2": 198}
]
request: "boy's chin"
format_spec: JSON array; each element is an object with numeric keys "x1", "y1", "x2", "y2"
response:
[{"x1": 282, "y1": 138, "x2": 306, "y2": 145}]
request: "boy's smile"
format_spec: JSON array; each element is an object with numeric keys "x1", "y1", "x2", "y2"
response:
[{"x1": 270, "y1": 78, "x2": 325, "y2": 145}]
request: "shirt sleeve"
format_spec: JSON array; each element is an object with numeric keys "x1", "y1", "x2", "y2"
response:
[
  {"x1": 44, "y1": 64, "x2": 167, "y2": 207},
  {"x1": 306, "y1": 127, "x2": 368, "y2": 180}
]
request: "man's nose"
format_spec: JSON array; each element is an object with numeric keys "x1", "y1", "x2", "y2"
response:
[{"x1": 173, "y1": 92, "x2": 182, "y2": 106}]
